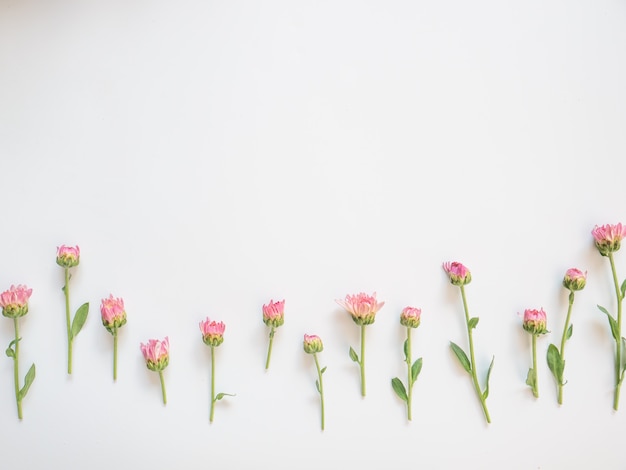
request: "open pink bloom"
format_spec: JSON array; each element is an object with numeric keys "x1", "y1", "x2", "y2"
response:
[
  {"x1": 100, "y1": 294, "x2": 127, "y2": 333},
  {"x1": 336, "y1": 292, "x2": 384, "y2": 325},
  {"x1": 0, "y1": 284, "x2": 33, "y2": 318},
  {"x1": 523, "y1": 308, "x2": 548, "y2": 335},
  {"x1": 140, "y1": 337, "x2": 170, "y2": 371},
  {"x1": 563, "y1": 268, "x2": 587, "y2": 292},
  {"x1": 443, "y1": 261, "x2": 472, "y2": 286},
  {"x1": 56, "y1": 245, "x2": 80, "y2": 268},
  {"x1": 262, "y1": 299, "x2": 285, "y2": 328},
  {"x1": 200, "y1": 317, "x2": 226, "y2": 347},
  {"x1": 303, "y1": 334, "x2": 324, "y2": 354},
  {"x1": 400, "y1": 306, "x2": 421, "y2": 328},
  {"x1": 592, "y1": 223, "x2": 626, "y2": 256}
]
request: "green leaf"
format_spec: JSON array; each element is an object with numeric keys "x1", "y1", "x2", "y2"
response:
[
  {"x1": 468, "y1": 317, "x2": 479, "y2": 330},
  {"x1": 482, "y1": 356, "x2": 495, "y2": 400},
  {"x1": 566, "y1": 324, "x2": 573, "y2": 341},
  {"x1": 410, "y1": 357, "x2": 423, "y2": 385},
  {"x1": 5, "y1": 338, "x2": 20, "y2": 358},
  {"x1": 391, "y1": 377, "x2": 408, "y2": 402},
  {"x1": 621, "y1": 338, "x2": 626, "y2": 374},
  {"x1": 525, "y1": 367, "x2": 537, "y2": 389},
  {"x1": 19, "y1": 363, "x2": 36, "y2": 399},
  {"x1": 214, "y1": 392, "x2": 235, "y2": 402},
  {"x1": 315, "y1": 379, "x2": 320, "y2": 393},
  {"x1": 547, "y1": 343, "x2": 564, "y2": 385},
  {"x1": 598, "y1": 305, "x2": 619, "y2": 341},
  {"x1": 403, "y1": 339, "x2": 409, "y2": 360},
  {"x1": 320, "y1": 366, "x2": 327, "y2": 374},
  {"x1": 349, "y1": 346, "x2": 359, "y2": 363},
  {"x1": 621, "y1": 279, "x2": 626, "y2": 300},
  {"x1": 70, "y1": 302, "x2": 89, "y2": 340},
  {"x1": 449, "y1": 341, "x2": 471, "y2": 374}
]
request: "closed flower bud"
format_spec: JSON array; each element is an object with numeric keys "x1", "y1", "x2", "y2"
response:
[
  {"x1": 400, "y1": 306, "x2": 421, "y2": 328},
  {"x1": 140, "y1": 337, "x2": 170, "y2": 371},
  {"x1": 56, "y1": 245, "x2": 80, "y2": 268},
  {"x1": 443, "y1": 261, "x2": 472, "y2": 286},
  {"x1": 523, "y1": 308, "x2": 548, "y2": 335},
  {"x1": 100, "y1": 294, "x2": 127, "y2": 333},
  {"x1": 262, "y1": 299, "x2": 285, "y2": 328},
  {"x1": 563, "y1": 268, "x2": 587, "y2": 292},
  {"x1": 0, "y1": 284, "x2": 32, "y2": 319},
  {"x1": 303, "y1": 334, "x2": 324, "y2": 354},
  {"x1": 592, "y1": 223, "x2": 626, "y2": 257},
  {"x1": 200, "y1": 318, "x2": 225, "y2": 347}
]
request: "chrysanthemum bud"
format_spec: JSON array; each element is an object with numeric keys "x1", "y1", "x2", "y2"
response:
[
  {"x1": 443, "y1": 261, "x2": 472, "y2": 286},
  {"x1": 523, "y1": 308, "x2": 548, "y2": 335},
  {"x1": 563, "y1": 268, "x2": 587, "y2": 292},
  {"x1": 303, "y1": 334, "x2": 324, "y2": 354},
  {"x1": 56, "y1": 245, "x2": 80, "y2": 268},
  {"x1": 400, "y1": 306, "x2": 421, "y2": 328}
]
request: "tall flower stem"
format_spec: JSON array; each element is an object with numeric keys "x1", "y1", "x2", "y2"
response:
[
  {"x1": 210, "y1": 346, "x2": 216, "y2": 422},
  {"x1": 63, "y1": 267, "x2": 73, "y2": 374},
  {"x1": 12, "y1": 318, "x2": 22, "y2": 420},
  {"x1": 113, "y1": 328, "x2": 118, "y2": 381},
  {"x1": 609, "y1": 253, "x2": 623, "y2": 410},
  {"x1": 558, "y1": 293, "x2": 575, "y2": 404},
  {"x1": 265, "y1": 326, "x2": 275, "y2": 370},
  {"x1": 313, "y1": 353, "x2": 325, "y2": 430},
  {"x1": 158, "y1": 370, "x2": 167, "y2": 405},
  {"x1": 405, "y1": 326, "x2": 413, "y2": 420},
  {"x1": 460, "y1": 285, "x2": 491, "y2": 423},
  {"x1": 531, "y1": 334, "x2": 539, "y2": 398},
  {"x1": 360, "y1": 325, "x2": 366, "y2": 397}
]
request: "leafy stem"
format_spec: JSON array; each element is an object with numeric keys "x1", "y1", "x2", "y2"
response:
[
  {"x1": 158, "y1": 370, "x2": 167, "y2": 405},
  {"x1": 13, "y1": 318, "x2": 22, "y2": 419},
  {"x1": 609, "y1": 252, "x2": 624, "y2": 411},
  {"x1": 313, "y1": 353, "x2": 325, "y2": 430},
  {"x1": 64, "y1": 267, "x2": 72, "y2": 374},
  {"x1": 360, "y1": 324, "x2": 366, "y2": 397},
  {"x1": 265, "y1": 326, "x2": 275, "y2": 370}
]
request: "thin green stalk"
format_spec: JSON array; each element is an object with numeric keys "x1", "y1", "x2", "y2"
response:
[
  {"x1": 406, "y1": 326, "x2": 413, "y2": 420},
  {"x1": 609, "y1": 253, "x2": 623, "y2": 410},
  {"x1": 360, "y1": 324, "x2": 366, "y2": 397},
  {"x1": 158, "y1": 370, "x2": 167, "y2": 405},
  {"x1": 558, "y1": 294, "x2": 575, "y2": 404},
  {"x1": 13, "y1": 318, "x2": 22, "y2": 420},
  {"x1": 210, "y1": 345, "x2": 216, "y2": 422},
  {"x1": 265, "y1": 326, "x2": 275, "y2": 370},
  {"x1": 313, "y1": 353, "x2": 325, "y2": 430},
  {"x1": 113, "y1": 329, "x2": 118, "y2": 381},
  {"x1": 531, "y1": 334, "x2": 539, "y2": 398},
  {"x1": 460, "y1": 285, "x2": 491, "y2": 423},
  {"x1": 64, "y1": 267, "x2": 73, "y2": 374}
]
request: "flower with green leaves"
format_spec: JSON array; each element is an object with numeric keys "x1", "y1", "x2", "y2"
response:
[
  {"x1": 303, "y1": 334, "x2": 326, "y2": 430},
  {"x1": 100, "y1": 294, "x2": 127, "y2": 381},
  {"x1": 522, "y1": 308, "x2": 548, "y2": 398},
  {"x1": 140, "y1": 337, "x2": 169, "y2": 405},
  {"x1": 262, "y1": 299, "x2": 284, "y2": 370}
]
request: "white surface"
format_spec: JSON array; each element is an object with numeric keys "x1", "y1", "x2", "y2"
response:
[{"x1": 1, "y1": 1, "x2": 626, "y2": 469}]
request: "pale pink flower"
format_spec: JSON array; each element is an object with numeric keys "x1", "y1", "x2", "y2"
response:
[
  {"x1": 443, "y1": 261, "x2": 472, "y2": 286},
  {"x1": 0, "y1": 284, "x2": 33, "y2": 318},
  {"x1": 56, "y1": 245, "x2": 80, "y2": 268},
  {"x1": 336, "y1": 292, "x2": 384, "y2": 325},
  {"x1": 262, "y1": 299, "x2": 285, "y2": 328},
  {"x1": 200, "y1": 317, "x2": 226, "y2": 347},
  {"x1": 523, "y1": 308, "x2": 548, "y2": 335},
  {"x1": 400, "y1": 306, "x2": 422, "y2": 328},
  {"x1": 592, "y1": 223, "x2": 626, "y2": 256},
  {"x1": 140, "y1": 337, "x2": 170, "y2": 371},
  {"x1": 303, "y1": 334, "x2": 324, "y2": 354},
  {"x1": 100, "y1": 294, "x2": 127, "y2": 333},
  {"x1": 563, "y1": 268, "x2": 587, "y2": 292}
]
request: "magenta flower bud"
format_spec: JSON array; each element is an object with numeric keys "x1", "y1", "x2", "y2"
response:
[
  {"x1": 336, "y1": 292, "x2": 385, "y2": 326},
  {"x1": 56, "y1": 245, "x2": 80, "y2": 268},
  {"x1": 100, "y1": 294, "x2": 127, "y2": 334},
  {"x1": 140, "y1": 337, "x2": 170, "y2": 372},
  {"x1": 563, "y1": 268, "x2": 587, "y2": 292},
  {"x1": 0, "y1": 285, "x2": 32, "y2": 319},
  {"x1": 262, "y1": 299, "x2": 285, "y2": 328},
  {"x1": 200, "y1": 318, "x2": 226, "y2": 347},
  {"x1": 592, "y1": 223, "x2": 626, "y2": 257},
  {"x1": 523, "y1": 308, "x2": 548, "y2": 335},
  {"x1": 443, "y1": 261, "x2": 472, "y2": 286},
  {"x1": 303, "y1": 334, "x2": 324, "y2": 354},
  {"x1": 400, "y1": 306, "x2": 421, "y2": 328}
]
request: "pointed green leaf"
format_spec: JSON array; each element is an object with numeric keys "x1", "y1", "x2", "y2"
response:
[
  {"x1": 621, "y1": 279, "x2": 626, "y2": 300},
  {"x1": 403, "y1": 339, "x2": 409, "y2": 360},
  {"x1": 565, "y1": 324, "x2": 573, "y2": 341},
  {"x1": 70, "y1": 302, "x2": 89, "y2": 340},
  {"x1": 482, "y1": 356, "x2": 495, "y2": 400},
  {"x1": 315, "y1": 379, "x2": 320, "y2": 393},
  {"x1": 5, "y1": 346, "x2": 15, "y2": 358},
  {"x1": 19, "y1": 363, "x2": 36, "y2": 399},
  {"x1": 410, "y1": 357, "x2": 423, "y2": 385},
  {"x1": 320, "y1": 366, "x2": 327, "y2": 374},
  {"x1": 525, "y1": 367, "x2": 537, "y2": 389},
  {"x1": 449, "y1": 341, "x2": 471, "y2": 373},
  {"x1": 468, "y1": 317, "x2": 479, "y2": 330},
  {"x1": 214, "y1": 392, "x2": 235, "y2": 401},
  {"x1": 598, "y1": 305, "x2": 619, "y2": 341},
  {"x1": 391, "y1": 377, "x2": 408, "y2": 402},
  {"x1": 349, "y1": 346, "x2": 359, "y2": 363},
  {"x1": 621, "y1": 338, "x2": 626, "y2": 374},
  {"x1": 547, "y1": 343, "x2": 564, "y2": 384}
]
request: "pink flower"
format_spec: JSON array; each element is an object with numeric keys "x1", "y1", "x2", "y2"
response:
[
  {"x1": 400, "y1": 306, "x2": 421, "y2": 328},
  {"x1": 563, "y1": 268, "x2": 587, "y2": 292},
  {"x1": 336, "y1": 292, "x2": 385, "y2": 325},
  {"x1": 262, "y1": 299, "x2": 285, "y2": 328},
  {"x1": 199, "y1": 317, "x2": 226, "y2": 347},
  {"x1": 140, "y1": 337, "x2": 170, "y2": 371},
  {"x1": 100, "y1": 294, "x2": 127, "y2": 333},
  {"x1": 303, "y1": 334, "x2": 324, "y2": 354},
  {"x1": 443, "y1": 261, "x2": 472, "y2": 286},
  {"x1": 592, "y1": 223, "x2": 626, "y2": 256},
  {"x1": 0, "y1": 284, "x2": 32, "y2": 318},
  {"x1": 523, "y1": 308, "x2": 548, "y2": 335},
  {"x1": 56, "y1": 245, "x2": 80, "y2": 268}
]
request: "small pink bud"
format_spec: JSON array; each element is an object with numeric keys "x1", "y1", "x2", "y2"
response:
[
  {"x1": 100, "y1": 294, "x2": 127, "y2": 334},
  {"x1": 522, "y1": 308, "x2": 548, "y2": 335},
  {"x1": 592, "y1": 223, "x2": 626, "y2": 257},
  {"x1": 303, "y1": 334, "x2": 324, "y2": 354},
  {"x1": 262, "y1": 299, "x2": 285, "y2": 328},
  {"x1": 563, "y1": 268, "x2": 587, "y2": 292},
  {"x1": 400, "y1": 306, "x2": 421, "y2": 328},
  {"x1": 0, "y1": 284, "x2": 32, "y2": 319},
  {"x1": 199, "y1": 318, "x2": 226, "y2": 347},
  {"x1": 140, "y1": 337, "x2": 170, "y2": 371},
  {"x1": 443, "y1": 261, "x2": 472, "y2": 286},
  {"x1": 335, "y1": 292, "x2": 385, "y2": 326},
  {"x1": 56, "y1": 245, "x2": 80, "y2": 268}
]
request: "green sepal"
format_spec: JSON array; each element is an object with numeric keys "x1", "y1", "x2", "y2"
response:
[
  {"x1": 449, "y1": 341, "x2": 471, "y2": 373},
  {"x1": 213, "y1": 392, "x2": 235, "y2": 402},
  {"x1": 19, "y1": 363, "x2": 36, "y2": 400},
  {"x1": 468, "y1": 317, "x2": 479, "y2": 330},
  {"x1": 598, "y1": 305, "x2": 619, "y2": 341},
  {"x1": 410, "y1": 357, "x2": 423, "y2": 385},
  {"x1": 547, "y1": 343, "x2": 564, "y2": 385},
  {"x1": 621, "y1": 278, "x2": 626, "y2": 300},
  {"x1": 525, "y1": 367, "x2": 537, "y2": 390},
  {"x1": 403, "y1": 339, "x2": 409, "y2": 360},
  {"x1": 349, "y1": 346, "x2": 359, "y2": 363},
  {"x1": 482, "y1": 356, "x2": 495, "y2": 400},
  {"x1": 566, "y1": 324, "x2": 573, "y2": 341},
  {"x1": 391, "y1": 377, "x2": 408, "y2": 402},
  {"x1": 320, "y1": 366, "x2": 327, "y2": 374},
  {"x1": 70, "y1": 302, "x2": 89, "y2": 340}
]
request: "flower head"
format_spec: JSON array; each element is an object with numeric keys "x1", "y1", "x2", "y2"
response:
[
  {"x1": 56, "y1": 245, "x2": 80, "y2": 268},
  {"x1": 592, "y1": 223, "x2": 626, "y2": 257},
  {"x1": 140, "y1": 337, "x2": 170, "y2": 371},
  {"x1": 563, "y1": 268, "x2": 587, "y2": 292},
  {"x1": 443, "y1": 261, "x2": 472, "y2": 286},
  {"x1": 262, "y1": 299, "x2": 285, "y2": 328},
  {"x1": 0, "y1": 285, "x2": 32, "y2": 318},
  {"x1": 100, "y1": 294, "x2": 127, "y2": 333},
  {"x1": 400, "y1": 306, "x2": 421, "y2": 328},
  {"x1": 336, "y1": 292, "x2": 384, "y2": 325},
  {"x1": 523, "y1": 308, "x2": 548, "y2": 335},
  {"x1": 303, "y1": 334, "x2": 324, "y2": 354},
  {"x1": 200, "y1": 318, "x2": 225, "y2": 347}
]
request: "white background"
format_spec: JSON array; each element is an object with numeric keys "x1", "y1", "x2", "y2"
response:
[{"x1": 1, "y1": 1, "x2": 626, "y2": 469}]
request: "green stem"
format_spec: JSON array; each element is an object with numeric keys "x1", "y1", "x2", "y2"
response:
[
  {"x1": 158, "y1": 370, "x2": 167, "y2": 405},
  {"x1": 360, "y1": 324, "x2": 366, "y2": 397},
  {"x1": 313, "y1": 353, "x2": 325, "y2": 430},
  {"x1": 210, "y1": 346, "x2": 216, "y2": 422},
  {"x1": 113, "y1": 329, "x2": 118, "y2": 381},
  {"x1": 64, "y1": 267, "x2": 73, "y2": 375},
  {"x1": 13, "y1": 318, "x2": 22, "y2": 420},
  {"x1": 609, "y1": 253, "x2": 623, "y2": 411},
  {"x1": 460, "y1": 285, "x2": 491, "y2": 423},
  {"x1": 265, "y1": 327, "x2": 275, "y2": 370},
  {"x1": 531, "y1": 334, "x2": 539, "y2": 398},
  {"x1": 406, "y1": 326, "x2": 413, "y2": 421},
  {"x1": 558, "y1": 293, "x2": 575, "y2": 404}
]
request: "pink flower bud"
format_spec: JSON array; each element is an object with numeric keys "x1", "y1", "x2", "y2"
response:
[
  {"x1": 100, "y1": 294, "x2": 127, "y2": 333},
  {"x1": 400, "y1": 306, "x2": 421, "y2": 328},
  {"x1": 592, "y1": 223, "x2": 626, "y2": 257},
  {"x1": 443, "y1": 261, "x2": 472, "y2": 286},
  {"x1": 335, "y1": 292, "x2": 385, "y2": 326},
  {"x1": 303, "y1": 334, "x2": 324, "y2": 354},
  {"x1": 563, "y1": 268, "x2": 587, "y2": 292},
  {"x1": 56, "y1": 245, "x2": 80, "y2": 268},
  {"x1": 140, "y1": 337, "x2": 170, "y2": 371},
  {"x1": 262, "y1": 299, "x2": 285, "y2": 328},
  {"x1": 0, "y1": 284, "x2": 32, "y2": 319},
  {"x1": 522, "y1": 308, "x2": 548, "y2": 335},
  {"x1": 199, "y1": 317, "x2": 226, "y2": 347}
]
